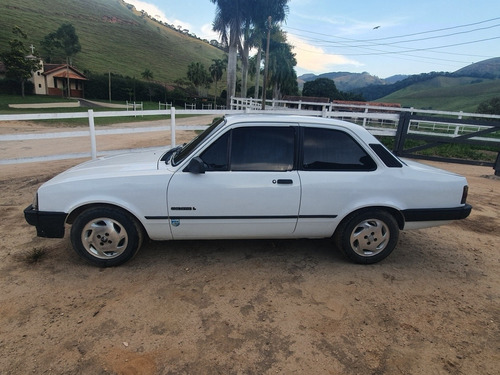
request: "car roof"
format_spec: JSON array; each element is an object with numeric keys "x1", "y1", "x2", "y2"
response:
[{"x1": 223, "y1": 113, "x2": 378, "y2": 142}]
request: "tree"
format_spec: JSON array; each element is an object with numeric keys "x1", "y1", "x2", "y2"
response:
[
  {"x1": 141, "y1": 69, "x2": 153, "y2": 81},
  {"x1": 302, "y1": 78, "x2": 341, "y2": 101},
  {"x1": 256, "y1": 0, "x2": 288, "y2": 109},
  {"x1": 40, "y1": 23, "x2": 81, "y2": 64},
  {"x1": 141, "y1": 69, "x2": 154, "y2": 101},
  {"x1": 187, "y1": 62, "x2": 210, "y2": 96},
  {"x1": 211, "y1": 0, "x2": 244, "y2": 108},
  {"x1": 209, "y1": 58, "x2": 226, "y2": 106},
  {"x1": 477, "y1": 97, "x2": 500, "y2": 115},
  {"x1": 210, "y1": 0, "x2": 290, "y2": 106},
  {"x1": 0, "y1": 26, "x2": 40, "y2": 97},
  {"x1": 267, "y1": 29, "x2": 298, "y2": 99},
  {"x1": 40, "y1": 23, "x2": 81, "y2": 97}
]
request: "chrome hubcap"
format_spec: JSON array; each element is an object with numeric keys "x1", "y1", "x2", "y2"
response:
[{"x1": 81, "y1": 218, "x2": 128, "y2": 259}]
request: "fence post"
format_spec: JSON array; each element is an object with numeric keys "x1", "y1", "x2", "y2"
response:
[
  {"x1": 393, "y1": 112, "x2": 410, "y2": 156},
  {"x1": 494, "y1": 152, "x2": 500, "y2": 176},
  {"x1": 362, "y1": 107, "x2": 369, "y2": 127},
  {"x1": 170, "y1": 107, "x2": 176, "y2": 148},
  {"x1": 88, "y1": 109, "x2": 97, "y2": 160}
]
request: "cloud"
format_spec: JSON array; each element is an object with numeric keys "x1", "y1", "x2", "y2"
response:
[
  {"x1": 200, "y1": 23, "x2": 220, "y2": 41},
  {"x1": 126, "y1": 0, "x2": 192, "y2": 30},
  {"x1": 126, "y1": 0, "x2": 216, "y2": 40},
  {"x1": 287, "y1": 34, "x2": 363, "y2": 73},
  {"x1": 126, "y1": 0, "x2": 168, "y2": 22}
]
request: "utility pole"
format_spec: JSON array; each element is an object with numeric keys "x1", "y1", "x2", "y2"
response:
[
  {"x1": 108, "y1": 71, "x2": 111, "y2": 102},
  {"x1": 261, "y1": 16, "x2": 272, "y2": 110},
  {"x1": 66, "y1": 57, "x2": 70, "y2": 98}
]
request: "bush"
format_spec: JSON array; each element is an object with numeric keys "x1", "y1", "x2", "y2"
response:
[
  {"x1": 84, "y1": 72, "x2": 186, "y2": 103},
  {"x1": 0, "y1": 78, "x2": 34, "y2": 95}
]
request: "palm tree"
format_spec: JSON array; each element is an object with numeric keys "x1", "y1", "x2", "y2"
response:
[
  {"x1": 187, "y1": 62, "x2": 210, "y2": 96},
  {"x1": 211, "y1": 0, "x2": 244, "y2": 108},
  {"x1": 141, "y1": 69, "x2": 153, "y2": 81},
  {"x1": 211, "y1": 0, "x2": 290, "y2": 107},
  {"x1": 268, "y1": 33, "x2": 298, "y2": 99},
  {"x1": 141, "y1": 69, "x2": 154, "y2": 101},
  {"x1": 209, "y1": 58, "x2": 226, "y2": 106},
  {"x1": 255, "y1": 0, "x2": 290, "y2": 108}
]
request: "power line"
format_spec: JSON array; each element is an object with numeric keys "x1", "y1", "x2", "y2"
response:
[
  {"x1": 321, "y1": 36, "x2": 500, "y2": 56},
  {"x1": 284, "y1": 17, "x2": 500, "y2": 44},
  {"x1": 285, "y1": 17, "x2": 499, "y2": 66},
  {"x1": 310, "y1": 24, "x2": 500, "y2": 48}
]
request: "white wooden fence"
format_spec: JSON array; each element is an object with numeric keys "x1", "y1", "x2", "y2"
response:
[{"x1": 1, "y1": 97, "x2": 499, "y2": 165}]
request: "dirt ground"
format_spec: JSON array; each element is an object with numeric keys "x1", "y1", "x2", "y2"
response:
[{"x1": 0, "y1": 116, "x2": 499, "y2": 374}]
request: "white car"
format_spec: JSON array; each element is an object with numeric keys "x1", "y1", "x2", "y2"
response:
[{"x1": 24, "y1": 114, "x2": 471, "y2": 266}]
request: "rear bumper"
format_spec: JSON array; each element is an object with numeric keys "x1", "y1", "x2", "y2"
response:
[
  {"x1": 402, "y1": 204, "x2": 472, "y2": 222},
  {"x1": 24, "y1": 205, "x2": 67, "y2": 238}
]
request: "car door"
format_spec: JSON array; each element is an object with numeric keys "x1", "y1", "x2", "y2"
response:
[
  {"x1": 296, "y1": 126, "x2": 378, "y2": 237},
  {"x1": 167, "y1": 124, "x2": 301, "y2": 239}
]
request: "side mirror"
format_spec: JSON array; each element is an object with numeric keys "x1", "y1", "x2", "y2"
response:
[{"x1": 183, "y1": 157, "x2": 206, "y2": 174}]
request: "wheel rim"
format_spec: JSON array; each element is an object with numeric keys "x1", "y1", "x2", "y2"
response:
[
  {"x1": 81, "y1": 217, "x2": 129, "y2": 259},
  {"x1": 349, "y1": 218, "x2": 390, "y2": 257}
]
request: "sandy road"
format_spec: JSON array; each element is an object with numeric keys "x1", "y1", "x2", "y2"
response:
[{"x1": 0, "y1": 115, "x2": 498, "y2": 374}]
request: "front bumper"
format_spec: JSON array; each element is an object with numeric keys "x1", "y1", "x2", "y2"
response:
[{"x1": 24, "y1": 205, "x2": 67, "y2": 238}]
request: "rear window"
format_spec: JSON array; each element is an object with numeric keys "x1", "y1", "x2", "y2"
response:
[{"x1": 369, "y1": 144, "x2": 403, "y2": 168}]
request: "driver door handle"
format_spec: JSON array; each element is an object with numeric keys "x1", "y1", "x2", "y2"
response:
[{"x1": 276, "y1": 179, "x2": 293, "y2": 185}]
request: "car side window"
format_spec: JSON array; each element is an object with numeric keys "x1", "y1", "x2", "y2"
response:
[
  {"x1": 302, "y1": 127, "x2": 376, "y2": 171},
  {"x1": 200, "y1": 132, "x2": 229, "y2": 171},
  {"x1": 231, "y1": 127, "x2": 295, "y2": 171}
]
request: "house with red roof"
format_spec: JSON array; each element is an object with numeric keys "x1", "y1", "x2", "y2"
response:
[{"x1": 32, "y1": 61, "x2": 87, "y2": 98}]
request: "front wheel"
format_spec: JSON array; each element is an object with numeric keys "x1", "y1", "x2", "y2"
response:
[
  {"x1": 334, "y1": 210, "x2": 399, "y2": 264},
  {"x1": 70, "y1": 207, "x2": 143, "y2": 267}
]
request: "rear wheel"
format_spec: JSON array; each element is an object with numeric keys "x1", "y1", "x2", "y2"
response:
[
  {"x1": 70, "y1": 207, "x2": 143, "y2": 267},
  {"x1": 334, "y1": 210, "x2": 399, "y2": 264}
]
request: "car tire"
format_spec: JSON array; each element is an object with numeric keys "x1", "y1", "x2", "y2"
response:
[
  {"x1": 334, "y1": 209, "x2": 399, "y2": 264},
  {"x1": 70, "y1": 206, "x2": 143, "y2": 267}
]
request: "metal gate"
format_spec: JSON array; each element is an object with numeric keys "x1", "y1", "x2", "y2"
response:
[{"x1": 393, "y1": 112, "x2": 500, "y2": 175}]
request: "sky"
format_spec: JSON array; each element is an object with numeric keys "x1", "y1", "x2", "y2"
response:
[{"x1": 125, "y1": 0, "x2": 500, "y2": 78}]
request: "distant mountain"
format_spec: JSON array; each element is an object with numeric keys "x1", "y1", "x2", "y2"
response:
[
  {"x1": 378, "y1": 76, "x2": 500, "y2": 112},
  {"x1": 298, "y1": 57, "x2": 500, "y2": 99},
  {"x1": 452, "y1": 57, "x2": 500, "y2": 78},
  {"x1": 349, "y1": 58, "x2": 500, "y2": 102},
  {"x1": 384, "y1": 75, "x2": 409, "y2": 84},
  {"x1": 298, "y1": 71, "x2": 389, "y2": 92},
  {"x1": 298, "y1": 71, "x2": 409, "y2": 92}
]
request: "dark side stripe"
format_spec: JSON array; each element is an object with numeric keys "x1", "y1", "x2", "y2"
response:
[{"x1": 145, "y1": 215, "x2": 337, "y2": 220}]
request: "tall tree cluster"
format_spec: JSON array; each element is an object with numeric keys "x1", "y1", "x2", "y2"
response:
[
  {"x1": 210, "y1": 0, "x2": 297, "y2": 107},
  {"x1": 40, "y1": 23, "x2": 81, "y2": 65},
  {"x1": 0, "y1": 26, "x2": 41, "y2": 97}
]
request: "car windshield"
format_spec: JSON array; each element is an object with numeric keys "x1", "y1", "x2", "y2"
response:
[{"x1": 172, "y1": 117, "x2": 226, "y2": 166}]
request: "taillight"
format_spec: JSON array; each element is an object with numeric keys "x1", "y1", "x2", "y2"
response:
[{"x1": 461, "y1": 186, "x2": 468, "y2": 204}]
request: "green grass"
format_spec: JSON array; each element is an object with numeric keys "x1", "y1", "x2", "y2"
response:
[
  {"x1": 378, "y1": 136, "x2": 499, "y2": 163},
  {"x1": 0, "y1": 94, "x2": 208, "y2": 126},
  {"x1": 0, "y1": 0, "x2": 224, "y2": 85},
  {"x1": 379, "y1": 77, "x2": 500, "y2": 112}
]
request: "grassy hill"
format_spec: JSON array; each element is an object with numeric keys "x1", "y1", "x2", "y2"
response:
[
  {"x1": 378, "y1": 76, "x2": 500, "y2": 112},
  {"x1": 299, "y1": 72, "x2": 386, "y2": 92},
  {"x1": 0, "y1": 0, "x2": 224, "y2": 84}
]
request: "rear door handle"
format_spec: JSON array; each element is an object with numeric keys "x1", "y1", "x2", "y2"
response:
[{"x1": 275, "y1": 179, "x2": 293, "y2": 185}]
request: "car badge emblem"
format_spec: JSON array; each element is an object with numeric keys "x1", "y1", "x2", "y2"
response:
[{"x1": 171, "y1": 219, "x2": 180, "y2": 227}]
